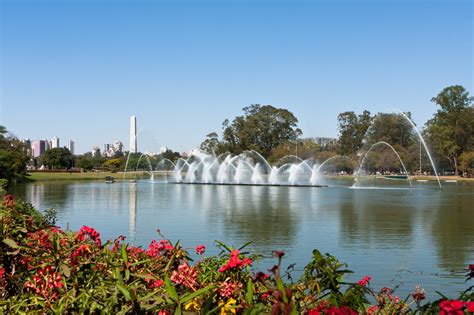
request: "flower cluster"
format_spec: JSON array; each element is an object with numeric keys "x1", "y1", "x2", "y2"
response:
[
  {"x1": 219, "y1": 278, "x2": 243, "y2": 298},
  {"x1": 170, "y1": 262, "x2": 198, "y2": 289},
  {"x1": 357, "y1": 275, "x2": 371, "y2": 286},
  {"x1": 76, "y1": 225, "x2": 101, "y2": 247},
  {"x1": 439, "y1": 300, "x2": 474, "y2": 314},
  {"x1": 24, "y1": 266, "x2": 63, "y2": 300},
  {"x1": 195, "y1": 244, "x2": 205, "y2": 255},
  {"x1": 307, "y1": 301, "x2": 357, "y2": 315},
  {"x1": 218, "y1": 250, "x2": 252, "y2": 272},
  {"x1": 146, "y1": 239, "x2": 173, "y2": 257},
  {"x1": 3, "y1": 194, "x2": 16, "y2": 208}
]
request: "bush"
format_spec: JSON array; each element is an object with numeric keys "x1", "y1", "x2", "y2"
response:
[{"x1": 0, "y1": 195, "x2": 472, "y2": 314}]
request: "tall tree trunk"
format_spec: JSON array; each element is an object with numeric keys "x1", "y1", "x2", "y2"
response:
[{"x1": 454, "y1": 155, "x2": 459, "y2": 176}]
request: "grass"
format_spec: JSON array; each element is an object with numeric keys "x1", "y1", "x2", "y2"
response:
[{"x1": 27, "y1": 171, "x2": 154, "y2": 181}]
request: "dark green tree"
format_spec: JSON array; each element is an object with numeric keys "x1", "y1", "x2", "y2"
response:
[
  {"x1": 367, "y1": 112, "x2": 416, "y2": 148},
  {"x1": 425, "y1": 85, "x2": 474, "y2": 175},
  {"x1": 219, "y1": 104, "x2": 302, "y2": 158},
  {"x1": 0, "y1": 126, "x2": 30, "y2": 189},
  {"x1": 336, "y1": 110, "x2": 372, "y2": 155},
  {"x1": 40, "y1": 147, "x2": 74, "y2": 169},
  {"x1": 199, "y1": 132, "x2": 220, "y2": 154}
]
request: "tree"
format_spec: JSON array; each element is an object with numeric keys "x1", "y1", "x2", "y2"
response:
[
  {"x1": 40, "y1": 148, "x2": 74, "y2": 169},
  {"x1": 199, "y1": 132, "x2": 220, "y2": 154},
  {"x1": 337, "y1": 110, "x2": 372, "y2": 155},
  {"x1": 367, "y1": 113, "x2": 416, "y2": 148},
  {"x1": 268, "y1": 139, "x2": 320, "y2": 163},
  {"x1": 219, "y1": 104, "x2": 302, "y2": 158},
  {"x1": 0, "y1": 126, "x2": 30, "y2": 189},
  {"x1": 425, "y1": 85, "x2": 474, "y2": 175},
  {"x1": 459, "y1": 151, "x2": 474, "y2": 177},
  {"x1": 103, "y1": 158, "x2": 124, "y2": 172}
]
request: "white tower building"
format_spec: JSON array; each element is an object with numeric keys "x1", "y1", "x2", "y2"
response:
[
  {"x1": 67, "y1": 140, "x2": 75, "y2": 155},
  {"x1": 51, "y1": 136, "x2": 59, "y2": 148},
  {"x1": 130, "y1": 116, "x2": 137, "y2": 153}
]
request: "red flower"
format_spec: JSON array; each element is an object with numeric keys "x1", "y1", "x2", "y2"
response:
[
  {"x1": 273, "y1": 250, "x2": 285, "y2": 259},
  {"x1": 145, "y1": 276, "x2": 164, "y2": 289},
  {"x1": 195, "y1": 244, "x2": 205, "y2": 255},
  {"x1": 411, "y1": 285, "x2": 426, "y2": 303},
  {"x1": 367, "y1": 305, "x2": 379, "y2": 314},
  {"x1": 439, "y1": 300, "x2": 464, "y2": 315},
  {"x1": 3, "y1": 194, "x2": 16, "y2": 207},
  {"x1": 218, "y1": 250, "x2": 252, "y2": 272},
  {"x1": 465, "y1": 301, "x2": 474, "y2": 313},
  {"x1": 357, "y1": 275, "x2": 371, "y2": 286},
  {"x1": 77, "y1": 225, "x2": 101, "y2": 247},
  {"x1": 0, "y1": 268, "x2": 5, "y2": 279}
]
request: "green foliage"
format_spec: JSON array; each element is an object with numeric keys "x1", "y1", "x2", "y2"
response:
[
  {"x1": 268, "y1": 139, "x2": 320, "y2": 164},
  {"x1": 367, "y1": 113, "x2": 416, "y2": 148},
  {"x1": 459, "y1": 151, "x2": 474, "y2": 176},
  {"x1": 40, "y1": 147, "x2": 75, "y2": 170},
  {"x1": 425, "y1": 85, "x2": 474, "y2": 174},
  {"x1": 337, "y1": 110, "x2": 372, "y2": 155},
  {"x1": 207, "y1": 104, "x2": 302, "y2": 158},
  {"x1": 75, "y1": 153, "x2": 106, "y2": 171},
  {"x1": 0, "y1": 126, "x2": 30, "y2": 189}
]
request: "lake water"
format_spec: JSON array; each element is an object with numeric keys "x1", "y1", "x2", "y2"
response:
[{"x1": 13, "y1": 178, "x2": 474, "y2": 299}]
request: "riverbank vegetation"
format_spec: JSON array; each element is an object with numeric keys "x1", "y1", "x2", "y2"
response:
[{"x1": 1, "y1": 195, "x2": 473, "y2": 314}]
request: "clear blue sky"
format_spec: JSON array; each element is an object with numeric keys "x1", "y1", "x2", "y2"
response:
[{"x1": 1, "y1": 0, "x2": 472, "y2": 154}]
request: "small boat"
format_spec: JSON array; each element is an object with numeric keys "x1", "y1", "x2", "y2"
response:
[
  {"x1": 417, "y1": 179, "x2": 428, "y2": 182},
  {"x1": 445, "y1": 180, "x2": 457, "y2": 183},
  {"x1": 105, "y1": 176, "x2": 115, "y2": 183},
  {"x1": 384, "y1": 175, "x2": 408, "y2": 180}
]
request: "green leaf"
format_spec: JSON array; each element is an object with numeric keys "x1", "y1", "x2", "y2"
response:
[
  {"x1": 165, "y1": 276, "x2": 179, "y2": 302},
  {"x1": 116, "y1": 283, "x2": 131, "y2": 301},
  {"x1": 121, "y1": 244, "x2": 128, "y2": 265},
  {"x1": 181, "y1": 284, "x2": 216, "y2": 304},
  {"x1": 60, "y1": 264, "x2": 71, "y2": 277},
  {"x1": 3, "y1": 238, "x2": 18, "y2": 249},
  {"x1": 246, "y1": 280, "x2": 255, "y2": 305}
]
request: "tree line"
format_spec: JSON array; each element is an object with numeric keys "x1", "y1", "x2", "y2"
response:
[{"x1": 1, "y1": 85, "x2": 473, "y2": 188}]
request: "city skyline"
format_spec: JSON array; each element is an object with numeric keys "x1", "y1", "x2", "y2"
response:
[{"x1": 1, "y1": 0, "x2": 472, "y2": 154}]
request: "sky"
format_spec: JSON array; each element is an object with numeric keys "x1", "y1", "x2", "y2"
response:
[{"x1": 0, "y1": 0, "x2": 472, "y2": 154}]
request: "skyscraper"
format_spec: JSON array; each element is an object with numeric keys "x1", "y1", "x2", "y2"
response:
[
  {"x1": 67, "y1": 140, "x2": 75, "y2": 155},
  {"x1": 130, "y1": 116, "x2": 137, "y2": 153},
  {"x1": 51, "y1": 136, "x2": 59, "y2": 148}
]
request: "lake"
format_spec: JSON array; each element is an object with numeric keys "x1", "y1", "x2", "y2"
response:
[{"x1": 13, "y1": 178, "x2": 474, "y2": 299}]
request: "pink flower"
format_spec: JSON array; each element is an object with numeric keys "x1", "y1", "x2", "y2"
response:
[
  {"x1": 195, "y1": 244, "x2": 205, "y2": 255},
  {"x1": 218, "y1": 250, "x2": 252, "y2": 272},
  {"x1": 357, "y1": 275, "x2": 371, "y2": 286},
  {"x1": 146, "y1": 240, "x2": 173, "y2": 257},
  {"x1": 219, "y1": 279, "x2": 243, "y2": 298},
  {"x1": 170, "y1": 262, "x2": 197, "y2": 289}
]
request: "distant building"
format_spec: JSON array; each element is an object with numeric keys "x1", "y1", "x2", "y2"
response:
[
  {"x1": 130, "y1": 116, "x2": 137, "y2": 153},
  {"x1": 92, "y1": 145, "x2": 101, "y2": 157},
  {"x1": 103, "y1": 140, "x2": 124, "y2": 157},
  {"x1": 21, "y1": 139, "x2": 32, "y2": 156},
  {"x1": 51, "y1": 136, "x2": 59, "y2": 148},
  {"x1": 113, "y1": 141, "x2": 123, "y2": 153},
  {"x1": 31, "y1": 140, "x2": 47, "y2": 158},
  {"x1": 67, "y1": 140, "x2": 75, "y2": 155},
  {"x1": 312, "y1": 137, "x2": 337, "y2": 148}
]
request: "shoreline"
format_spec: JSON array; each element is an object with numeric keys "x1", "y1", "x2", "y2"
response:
[{"x1": 26, "y1": 172, "x2": 474, "y2": 182}]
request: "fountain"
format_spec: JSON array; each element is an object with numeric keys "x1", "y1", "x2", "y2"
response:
[
  {"x1": 353, "y1": 141, "x2": 413, "y2": 188},
  {"x1": 167, "y1": 150, "x2": 331, "y2": 187}
]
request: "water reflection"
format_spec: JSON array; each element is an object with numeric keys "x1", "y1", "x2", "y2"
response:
[
  {"x1": 129, "y1": 182, "x2": 137, "y2": 241},
  {"x1": 12, "y1": 181, "x2": 474, "y2": 295}
]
